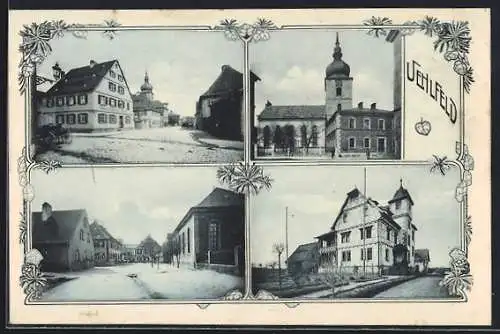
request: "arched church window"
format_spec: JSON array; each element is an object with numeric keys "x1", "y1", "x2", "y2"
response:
[
  {"x1": 336, "y1": 87, "x2": 342, "y2": 97},
  {"x1": 311, "y1": 125, "x2": 318, "y2": 147},
  {"x1": 263, "y1": 126, "x2": 271, "y2": 148}
]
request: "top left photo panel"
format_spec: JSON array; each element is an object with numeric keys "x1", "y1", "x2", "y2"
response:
[{"x1": 27, "y1": 28, "x2": 245, "y2": 165}]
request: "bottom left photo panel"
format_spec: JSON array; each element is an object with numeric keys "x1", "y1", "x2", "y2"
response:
[{"x1": 27, "y1": 166, "x2": 246, "y2": 302}]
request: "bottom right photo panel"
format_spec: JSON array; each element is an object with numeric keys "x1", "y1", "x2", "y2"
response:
[{"x1": 250, "y1": 164, "x2": 462, "y2": 300}]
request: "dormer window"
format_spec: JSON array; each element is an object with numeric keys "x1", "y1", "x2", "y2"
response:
[{"x1": 395, "y1": 201, "x2": 401, "y2": 209}]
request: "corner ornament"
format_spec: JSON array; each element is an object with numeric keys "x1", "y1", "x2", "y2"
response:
[
  {"x1": 217, "y1": 162, "x2": 273, "y2": 196},
  {"x1": 439, "y1": 248, "x2": 472, "y2": 299},
  {"x1": 215, "y1": 18, "x2": 277, "y2": 43},
  {"x1": 20, "y1": 249, "x2": 47, "y2": 302},
  {"x1": 363, "y1": 16, "x2": 474, "y2": 93},
  {"x1": 18, "y1": 19, "x2": 121, "y2": 93}
]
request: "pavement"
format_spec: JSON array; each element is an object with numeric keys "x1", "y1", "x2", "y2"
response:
[{"x1": 298, "y1": 277, "x2": 391, "y2": 298}]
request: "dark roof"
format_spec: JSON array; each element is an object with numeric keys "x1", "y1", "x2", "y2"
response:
[
  {"x1": 90, "y1": 221, "x2": 114, "y2": 240},
  {"x1": 388, "y1": 185, "x2": 415, "y2": 206},
  {"x1": 46, "y1": 60, "x2": 117, "y2": 96},
  {"x1": 287, "y1": 242, "x2": 318, "y2": 263},
  {"x1": 195, "y1": 187, "x2": 244, "y2": 208},
  {"x1": 139, "y1": 235, "x2": 161, "y2": 253},
  {"x1": 415, "y1": 249, "x2": 430, "y2": 261},
  {"x1": 32, "y1": 209, "x2": 86, "y2": 244},
  {"x1": 258, "y1": 105, "x2": 326, "y2": 120},
  {"x1": 315, "y1": 230, "x2": 336, "y2": 240},
  {"x1": 201, "y1": 65, "x2": 260, "y2": 98}
]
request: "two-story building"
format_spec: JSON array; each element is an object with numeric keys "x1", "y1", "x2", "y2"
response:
[
  {"x1": 37, "y1": 60, "x2": 135, "y2": 132},
  {"x1": 316, "y1": 179, "x2": 416, "y2": 276},
  {"x1": 32, "y1": 202, "x2": 95, "y2": 272}
]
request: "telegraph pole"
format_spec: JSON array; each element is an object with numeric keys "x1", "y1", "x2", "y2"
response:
[
  {"x1": 363, "y1": 167, "x2": 367, "y2": 277},
  {"x1": 285, "y1": 206, "x2": 289, "y2": 265}
]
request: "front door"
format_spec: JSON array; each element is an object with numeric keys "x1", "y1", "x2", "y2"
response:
[{"x1": 119, "y1": 116, "x2": 124, "y2": 128}]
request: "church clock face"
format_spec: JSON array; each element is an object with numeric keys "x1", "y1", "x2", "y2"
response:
[{"x1": 335, "y1": 80, "x2": 343, "y2": 88}]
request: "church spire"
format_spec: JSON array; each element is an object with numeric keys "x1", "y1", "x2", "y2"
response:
[
  {"x1": 333, "y1": 32, "x2": 343, "y2": 60},
  {"x1": 144, "y1": 70, "x2": 150, "y2": 83}
]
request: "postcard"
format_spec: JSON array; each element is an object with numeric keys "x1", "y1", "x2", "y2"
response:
[{"x1": 7, "y1": 8, "x2": 491, "y2": 326}]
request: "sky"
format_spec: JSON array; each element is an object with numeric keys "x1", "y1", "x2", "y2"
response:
[
  {"x1": 31, "y1": 167, "x2": 225, "y2": 245},
  {"x1": 250, "y1": 29, "x2": 395, "y2": 119},
  {"x1": 250, "y1": 165, "x2": 461, "y2": 268},
  {"x1": 37, "y1": 30, "x2": 243, "y2": 117}
]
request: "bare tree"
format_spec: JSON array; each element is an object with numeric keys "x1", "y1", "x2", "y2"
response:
[
  {"x1": 319, "y1": 252, "x2": 342, "y2": 295},
  {"x1": 299, "y1": 121, "x2": 320, "y2": 154},
  {"x1": 273, "y1": 242, "x2": 285, "y2": 290}
]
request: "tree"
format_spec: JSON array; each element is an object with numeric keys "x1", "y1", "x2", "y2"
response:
[
  {"x1": 319, "y1": 252, "x2": 342, "y2": 295},
  {"x1": 171, "y1": 238, "x2": 181, "y2": 268},
  {"x1": 273, "y1": 242, "x2": 285, "y2": 290},
  {"x1": 299, "y1": 122, "x2": 320, "y2": 153}
]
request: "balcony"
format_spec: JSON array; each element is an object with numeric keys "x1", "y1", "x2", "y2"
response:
[{"x1": 319, "y1": 245, "x2": 337, "y2": 254}]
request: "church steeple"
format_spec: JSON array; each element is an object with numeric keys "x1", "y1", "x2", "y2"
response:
[
  {"x1": 140, "y1": 70, "x2": 154, "y2": 99},
  {"x1": 333, "y1": 32, "x2": 343, "y2": 60}
]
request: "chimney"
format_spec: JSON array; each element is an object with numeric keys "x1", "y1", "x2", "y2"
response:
[
  {"x1": 371, "y1": 103, "x2": 376, "y2": 110},
  {"x1": 89, "y1": 60, "x2": 97, "y2": 68},
  {"x1": 265, "y1": 100, "x2": 272, "y2": 107},
  {"x1": 358, "y1": 102, "x2": 363, "y2": 109},
  {"x1": 221, "y1": 65, "x2": 229, "y2": 72},
  {"x1": 41, "y1": 202, "x2": 53, "y2": 222}
]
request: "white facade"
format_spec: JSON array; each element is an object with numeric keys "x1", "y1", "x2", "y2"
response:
[{"x1": 38, "y1": 61, "x2": 134, "y2": 132}]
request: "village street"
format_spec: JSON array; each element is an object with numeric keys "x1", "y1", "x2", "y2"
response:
[
  {"x1": 40, "y1": 263, "x2": 243, "y2": 301},
  {"x1": 36, "y1": 127, "x2": 244, "y2": 164},
  {"x1": 372, "y1": 275, "x2": 451, "y2": 299}
]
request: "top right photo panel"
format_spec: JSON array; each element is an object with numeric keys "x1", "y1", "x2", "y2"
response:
[{"x1": 250, "y1": 28, "x2": 461, "y2": 161}]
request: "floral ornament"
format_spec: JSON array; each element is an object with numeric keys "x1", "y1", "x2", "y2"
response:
[
  {"x1": 362, "y1": 16, "x2": 393, "y2": 38},
  {"x1": 17, "y1": 147, "x2": 35, "y2": 202},
  {"x1": 102, "y1": 19, "x2": 121, "y2": 40},
  {"x1": 217, "y1": 162, "x2": 273, "y2": 195},
  {"x1": 33, "y1": 160, "x2": 62, "y2": 174},
  {"x1": 430, "y1": 155, "x2": 453, "y2": 176},
  {"x1": 196, "y1": 303, "x2": 210, "y2": 309},
  {"x1": 439, "y1": 248, "x2": 473, "y2": 298},
  {"x1": 18, "y1": 19, "x2": 121, "y2": 93},
  {"x1": 455, "y1": 142, "x2": 474, "y2": 203},
  {"x1": 20, "y1": 249, "x2": 47, "y2": 302},
  {"x1": 19, "y1": 210, "x2": 27, "y2": 245},
  {"x1": 254, "y1": 290, "x2": 279, "y2": 300},
  {"x1": 417, "y1": 17, "x2": 474, "y2": 93},
  {"x1": 465, "y1": 215, "x2": 472, "y2": 248},
  {"x1": 216, "y1": 18, "x2": 276, "y2": 42},
  {"x1": 222, "y1": 289, "x2": 244, "y2": 300},
  {"x1": 399, "y1": 21, "x2": 420, "y2": 36}
]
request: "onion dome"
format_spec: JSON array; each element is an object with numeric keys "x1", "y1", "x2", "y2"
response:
[
  {"x1": 325, "y1": 33, "x2": 351, "y2": 79},
  {"x1": 140, "y1": 71, "x2": 153, "y2": 92}
]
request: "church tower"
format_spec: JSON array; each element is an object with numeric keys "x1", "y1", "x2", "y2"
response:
[
  {"x1": 388, "y1": 178, "x2": 416, "y2": 267},
  {"x1": 325, "y1": 33, "x2": 353, "y2": 120},
  {"x1": 140, "y1": 71, "x2": 154, "y2": 100}
]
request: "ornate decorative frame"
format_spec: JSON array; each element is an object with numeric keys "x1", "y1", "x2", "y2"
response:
[{"x1": 16, "y1": 15, "x2": 473, "y2": 307}]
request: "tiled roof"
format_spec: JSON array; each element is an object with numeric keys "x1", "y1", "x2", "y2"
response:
[
  {"x1": 388, "y1": 185, "x2": 414, "y2": 205},
  {"x1": 46, "y1": 60, "x2": 117, "y2": 96},
  {"x1": 195, "y1": 187, "x2": 244, "y2": 208},
  {"x1": 201, "y1": 65, "x2": 260, "y2": 98},
  {"x1": 32, "y1": 209, "x2": 86, "y2": 244},
  {"x1": 288, "y1": 242, "x2": 318, "y2": 263},
  {"x1": 258, "y1": 105, "x2": 326, "y2": 120}
]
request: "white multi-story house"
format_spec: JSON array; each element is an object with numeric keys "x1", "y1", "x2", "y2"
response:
[
  {"x1": 37, "y1": 60, "x2": 135, "y2": 132},
  {"x1": 316, "y1": 179, "x2": 416, "y2": 275}
]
